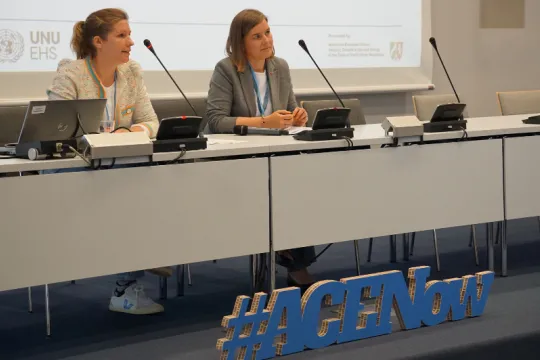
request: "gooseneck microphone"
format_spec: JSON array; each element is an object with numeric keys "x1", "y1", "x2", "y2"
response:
[
  {"x1": 143, "y1": 39, "x2": 198, "y2": 116},
  {"x1": 298, "y1": 39, "x2": 345, "y2": 108},
  {"x1": 429, "y1": 37, "x2": 460, "y2": 103}
]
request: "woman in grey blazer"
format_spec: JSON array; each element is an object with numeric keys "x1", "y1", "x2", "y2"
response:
[
  {"x1": 206, "y1": 9, "x2": 315, "y2": 290},
  {"x1": 206, "y1": 9, "x2": 308, "y2": 134}
]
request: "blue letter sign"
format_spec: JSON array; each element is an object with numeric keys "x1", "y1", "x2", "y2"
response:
[{"x1": 217, "y1": 266, "x2": 494, "y2": 359}]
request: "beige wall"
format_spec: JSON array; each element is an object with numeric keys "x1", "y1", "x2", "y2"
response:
[
  {"x1": 323, "y1": 0, "x2": 539, "y2": 124},
  {"x1": 422, "y1": 0, "x2": 538, "y2": 117}
]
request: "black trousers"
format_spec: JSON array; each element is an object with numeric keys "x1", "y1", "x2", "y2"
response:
[{"x1": 276, "y1": 246, "x2": 316, "y2": 272}]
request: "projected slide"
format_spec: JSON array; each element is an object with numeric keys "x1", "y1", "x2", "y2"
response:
[{"x1": 0, "y1": 0, "x2": 422, "y2": 72}]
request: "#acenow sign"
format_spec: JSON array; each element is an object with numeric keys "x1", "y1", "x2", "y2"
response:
[{"x1": 217, "y1": 266, "x2": 494, "y2": 359}]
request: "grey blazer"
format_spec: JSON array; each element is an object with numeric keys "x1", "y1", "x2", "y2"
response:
[{"x1": 205, "y1": 56, "x2": 298, "y2": 133}]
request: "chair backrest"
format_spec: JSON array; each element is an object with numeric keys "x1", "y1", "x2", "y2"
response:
[
  {"x1": 412, "y1": 94, "x2": 467, "y2": 121},
  {"x1": 151, "y1": 98, "x2": 209, "y2": 133},
  {"x1": 496, "y1": 90, "x2": 540, "y2": 116},
  {"x1": 301, "y1": 98, "x2": 366, "y2": 127},
  {"x1": 0, "y1": 105, "x2": 27, "y2": 145}
]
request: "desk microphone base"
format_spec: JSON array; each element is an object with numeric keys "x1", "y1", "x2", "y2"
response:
[
  {"x1": 423, "y1": 120, "x2": 467, "y2": 133},
  {"x1": 16, "y1": 139, "x2": 78, "y2": 160},
  {"x1": 153, "y1": 137, "x2": 208, "y2": 153},
  {"x1": 293, "y1": 128, "x2": 355, "y2": 141}
]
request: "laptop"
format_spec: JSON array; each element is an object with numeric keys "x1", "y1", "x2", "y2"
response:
[
  {"x1": 0, "y1": 99, "x2": 106, "y2": 155},
  {"x1": 0, "y1": 105, "x2": 27, "y2": 147}
]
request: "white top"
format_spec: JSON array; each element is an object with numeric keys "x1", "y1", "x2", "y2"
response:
[
  {"x1": 254, "y1": 71, "x2": 272, "y2": 117},
  {"x1": 102, "y1": 82, "x2": 116, "y2": 132}
]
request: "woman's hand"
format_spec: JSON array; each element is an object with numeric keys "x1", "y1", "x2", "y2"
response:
[
  {"x1": 112, "y1": 126, "x2": 145, "y2": 133},
  {"x1": 262, "y1": 110, "x2": 293, "y2": 129},
  {"x1": 130, "y1": 126, "x2": 145, "y2": 132},
  {"x1": 292, "y1": 107, "x2": 308, "y2": 126}
]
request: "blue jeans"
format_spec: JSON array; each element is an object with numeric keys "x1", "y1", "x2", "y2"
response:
[{"x1": 41, "y1": 166, "x2": 145, "y2": 282}]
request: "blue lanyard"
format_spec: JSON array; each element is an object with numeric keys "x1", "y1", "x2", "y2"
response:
[
  {"x1": 104, "y1": 72, "x2": 117, "y2": 123},
  {"x1": 248, "y1": 64, "x2": 270, "y2": 115}
]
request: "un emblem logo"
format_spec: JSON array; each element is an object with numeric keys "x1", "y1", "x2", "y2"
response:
[{"x1": 0, "y1": 29, "x2": 24, "y2": 63}]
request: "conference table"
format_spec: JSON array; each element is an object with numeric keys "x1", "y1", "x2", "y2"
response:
[{"x1": 1, "y1": 113, "x2": 539, "y2": 296}]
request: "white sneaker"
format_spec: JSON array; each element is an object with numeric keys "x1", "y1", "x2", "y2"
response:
[{"x1": 109, "y1": 283, "x2": 164, "y2": 315}]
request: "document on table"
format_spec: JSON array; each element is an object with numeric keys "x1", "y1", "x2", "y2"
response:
[
  {"x1": 286, "y1": 126, "x2": 311, "y2": 134},
  {"x1": 207, "y1": 139, "x2": 248, "y2": 145}
]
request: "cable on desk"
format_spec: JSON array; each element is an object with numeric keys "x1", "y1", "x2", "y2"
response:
[
  {"x1": 71, "y1": 113, "x2": 99, "y2": 139},
  {"x1": 91, "y1": 158, "x2": 117, "y2": 170},
  {"x1": 76, "y1": 112, "x2": 88, "y2": 137},
  {"x1": 460, "y1": 126, "x2": 468, "y2": 140},
  {"x1": 167, "y1": 148, "x2": 187, "y2": 164},
  {"x1": 111, "y1": 127, "x2": 131, "y2": 133},
  {"x1": 341, "y1": 136, "x2": 354, "y2": 149},
  {"x1": 63, "y1": 144, "x2": 92, "y2": 166}
]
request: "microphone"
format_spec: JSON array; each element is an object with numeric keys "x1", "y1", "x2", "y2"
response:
[
  {"x1": 143, "y1": 39, "x2": 199, "y2": 116},
  {"x1": 233, "y1": 125, "x2": 288, "y2": 136},
  {"x1": 298, "y1": 40, "x2": 345, "y2": 108},
  {"x1": 429, "y1": 37, "x2": 461, "y2": 103},
  {"x1": 298, "y1": 39, "x2": 349, "y2": 127}
]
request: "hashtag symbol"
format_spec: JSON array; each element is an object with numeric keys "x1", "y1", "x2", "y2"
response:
[{"x1": 217, "y1": 293, "x2": 270, "y2": 359}]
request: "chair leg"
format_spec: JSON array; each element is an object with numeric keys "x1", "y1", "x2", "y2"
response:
[
  {"x1": 409, "y1": 232, "x2": 416, "y2": 256},
  {"x1": 501, "y1": 220, "x2": 508, "y2": 277},
  {"x1": 187, "y1": 264, "x2": 192, "y2": 287},
  {"x1": 487, "y1": 223, "x2": 495, "y2": 272},
  {"x1": 402, "y1": 234, "x2": 410, "y2": 261},
  {"x1": 471, "y1": 225, "x2": 479, "y2": 266},
  {"x1": 159, "y1": 276, "x2": 168, "y2": 300},
  {"x1": 367, "y1": 238, "x2": 373, "y2": 262},
  {"x1": 353, "y1": 240, "x2": 361, "y2": 275},
  {"x1": 390, "y1": 236, "x2": 397, "y2": 263},
  {"x1": 176, "y1": 265, "x2": 185, "y2": 297},
  {"x1": 249, "y1": 255, "x2": 268, "y2": 294},
  {"x1": 433, "y1": 230, "x2": 441, "y2": 272},
  {"x1": 45, "y1": 284, "x2": 51, "y2": 337},
  {"x1": 28, "y1": 287, "x2": 33, "y2": 313},
  {"x1": 249, "y1": 255, "x2": 256, "y2": 294}
]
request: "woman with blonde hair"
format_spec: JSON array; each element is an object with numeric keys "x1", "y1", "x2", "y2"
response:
[
  {"x1": 48, "y1": 8, "x2": 165, "y2": 315},
  {"x1": 48, "y1": 8, "x2": 159, "y2": 136}
]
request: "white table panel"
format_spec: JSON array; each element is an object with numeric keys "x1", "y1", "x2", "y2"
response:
[
  {"x1": 504, "y1": 135, "x2": 540, "y2": 220},
  {"x1": 271, "y1": 140, "x2": 504, "y2": 251},
  {"x1": 0, "y1": 156, "x2": 145, "y2": 174},
  {"x1": 0, "y1": 158, "x2": 269, "y2": 291}
]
